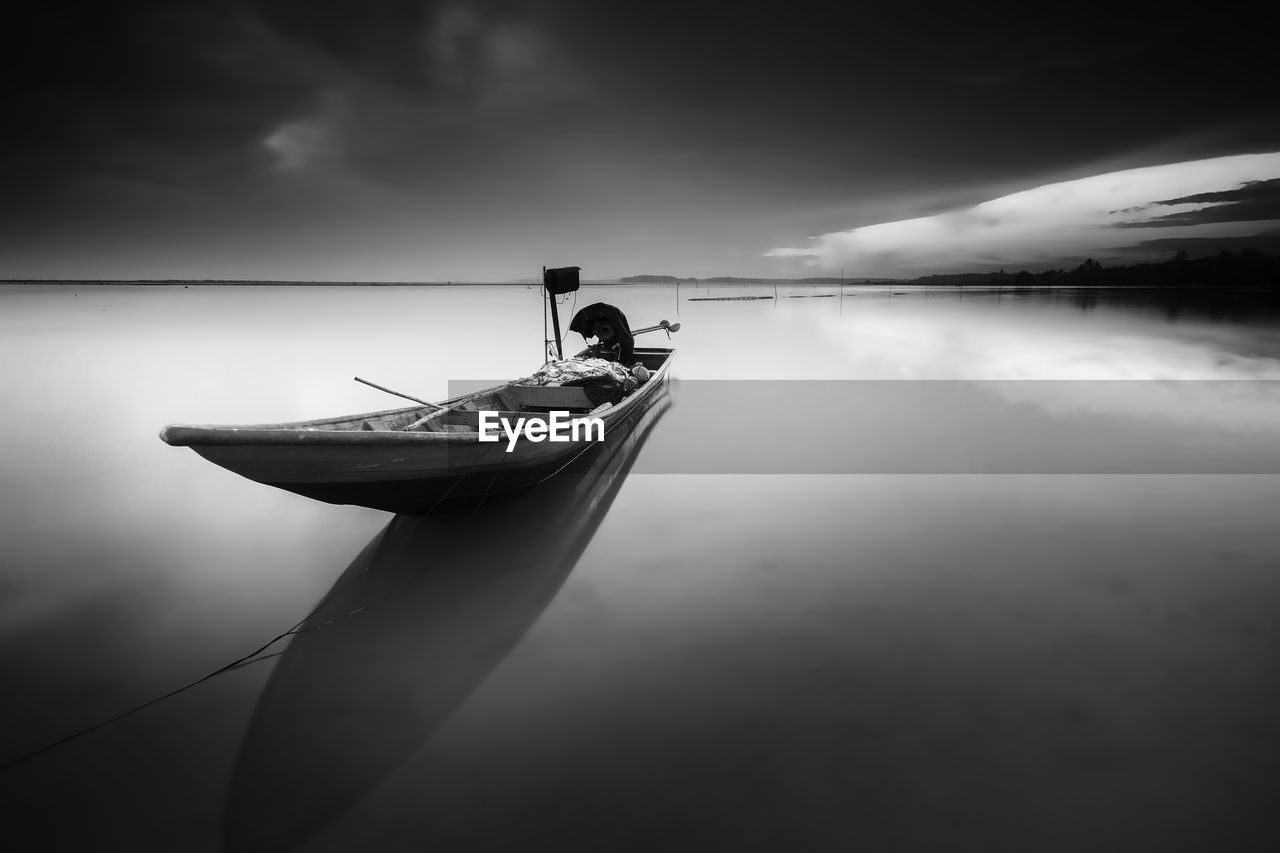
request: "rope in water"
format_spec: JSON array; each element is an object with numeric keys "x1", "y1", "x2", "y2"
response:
[{"x1": 0, "y1": 565, "x2": 407, "y2": 772}]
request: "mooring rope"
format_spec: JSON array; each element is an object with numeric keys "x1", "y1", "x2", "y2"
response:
[{"x1": 0, "y1": 563, "x2": 407, "y2": 772}]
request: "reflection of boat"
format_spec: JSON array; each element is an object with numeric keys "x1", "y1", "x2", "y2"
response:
[{"x1": 222, "y1": 387, "x2": 670, "y2": 853}]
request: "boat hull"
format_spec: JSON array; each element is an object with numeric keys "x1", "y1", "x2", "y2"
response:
[{"x1": 164, "y1": 348, "x2": 673, "y2": 515}]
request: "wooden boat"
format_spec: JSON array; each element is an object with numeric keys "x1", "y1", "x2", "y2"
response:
[{"x1": 160, "y1": 345, "x2": 675, "y2": 515}]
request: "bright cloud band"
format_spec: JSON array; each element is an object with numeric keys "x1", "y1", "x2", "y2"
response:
[{"x1": 767, "y1": 152, "x2": 1280, "y2": 277}]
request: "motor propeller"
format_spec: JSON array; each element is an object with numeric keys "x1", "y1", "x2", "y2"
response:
[{"x1": 633, "y1": 319, "x2": 681, "y2": 338}]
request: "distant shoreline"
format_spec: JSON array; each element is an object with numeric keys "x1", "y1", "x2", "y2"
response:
[
  {"x1": 3, "y1": 280, "x2": 1279, "y2": 289},
  {"x1": 0, "y1": 278, "x2": 897, "y2": 287},
  {"x1": 4, "y1": 248, "x2": 1279, "y2": 288},
  {"x1": 0, "y1": 280, "x2": 535, "y2": 287}
]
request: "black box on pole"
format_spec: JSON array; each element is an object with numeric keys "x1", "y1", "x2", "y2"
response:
[
  {"x1": 543, "y1": 266, "x2": 580, "y2": 360},
  {"x1": 544, "y1": 266, "x2": 581, "y2": 295}
]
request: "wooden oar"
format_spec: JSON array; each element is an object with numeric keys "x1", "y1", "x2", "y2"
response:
[
  {"x1": 357, "y1": 374, "x2": 523, "y2": 432},
  {"x1": 354, "y1": 376, "x2": 446, "y2": 410},
  {"x1": 400, "y1": 377, "x2": 531, "y2": 431}
]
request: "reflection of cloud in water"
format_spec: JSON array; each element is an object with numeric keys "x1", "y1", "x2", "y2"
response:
[
  {"x1": 990, "y1": 378, "x2": 1280, "y2": 433},
  {"x1": 816, "y1": 308, "x2": 1280, "y2": 430}
]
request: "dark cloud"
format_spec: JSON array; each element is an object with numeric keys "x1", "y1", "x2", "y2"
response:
[
  {"x1": 3, "y1": 1, "x2": 1280, "y2": 277},
  {"x1": 1113, "y1": 179, "x2": 1280, "y2": 228},
  {"x1": 8, "y1": 2, "x2": 1277, "y2": 188},
  {"x1": 0, "y1": 0, "x2": 588, "y2": 238},
  {"x1": 2, "y1": 3, "x2": 314, "y2": 203},
  {"x1": 1155, "y1": 178, "x2": 1280, "y2": 209}
]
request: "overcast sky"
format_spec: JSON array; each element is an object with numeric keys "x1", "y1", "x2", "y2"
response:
[{"x1": 3, "y1": 1, "x2": 1278, "y2": 280}]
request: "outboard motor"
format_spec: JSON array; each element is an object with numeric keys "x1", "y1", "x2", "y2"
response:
[{"x1": 570, "y1": 303, "x2": 635, "y2": 364}]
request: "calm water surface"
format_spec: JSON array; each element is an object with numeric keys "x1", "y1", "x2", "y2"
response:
[{"x1": 2, "y1": 283, "x2": 1279, "y2": 851}]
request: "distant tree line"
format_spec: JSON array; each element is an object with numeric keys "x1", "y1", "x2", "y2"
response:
[
  {"x1": 618, "y1": 249, "x2": 1280, "y2": 288},
  {"x1": 910, "y1": 249, "x2": 1280, "y2": 288}
]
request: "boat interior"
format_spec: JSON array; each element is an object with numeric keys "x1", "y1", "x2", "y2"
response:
[{"x1": 320, "y1": 349, "x2": 671, "y2": 435}]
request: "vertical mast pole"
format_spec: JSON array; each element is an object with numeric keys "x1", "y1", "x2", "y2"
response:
[{"x1": 544, "y1": 266, "x2": 565, "y2": 360}]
